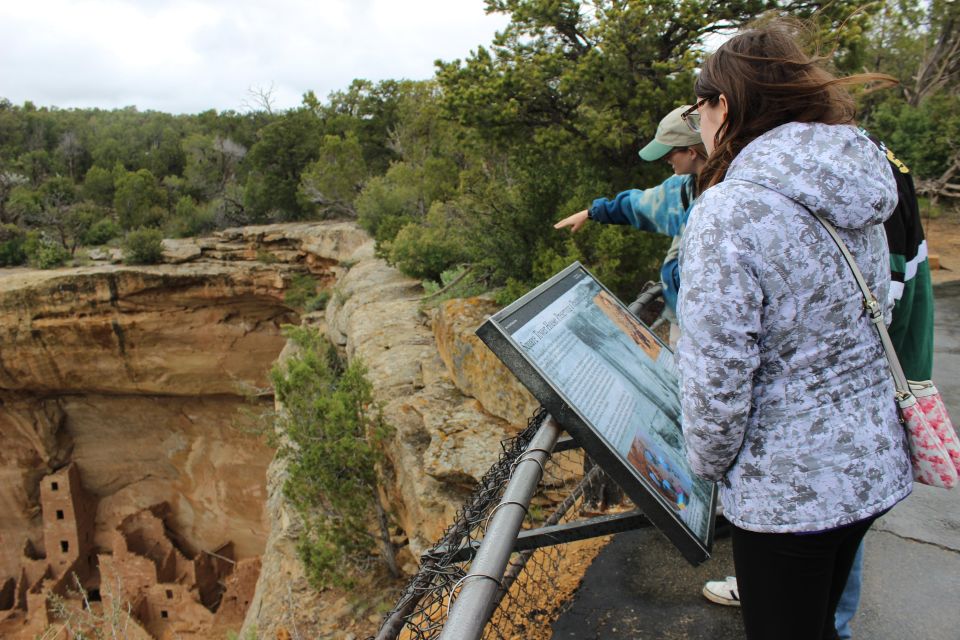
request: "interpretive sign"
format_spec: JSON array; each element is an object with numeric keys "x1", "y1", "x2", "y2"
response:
[{"x1": 476, "y1": 262, "x2": 717, "y2": 565}]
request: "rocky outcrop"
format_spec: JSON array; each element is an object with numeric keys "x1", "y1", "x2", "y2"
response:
[
  {"x1": 0, "y1": 223, "x2": 370, "y2": 633},
  {"x1": 431, "y1": 297, "x2": 538, "y2": 426},
  {"x1": 1, "y1": 220, "x2": 539, "y2": 639},
  {"x1": 244, "y1": 242, "x2": 539, "y2": 638},
  {"x1": 325, "y1": 248, "x2": 540, "y2": 546},
  {"x1": 0, "y1": 220, "x2": 371, "y2": 397},
  {"x1": 0, "y1": 265, "x2": 296, "y2": 395}
]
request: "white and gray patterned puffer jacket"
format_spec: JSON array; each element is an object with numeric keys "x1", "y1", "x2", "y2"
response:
[{"x1": 677, "y1": 121, "x2": 913, "y2": 533}]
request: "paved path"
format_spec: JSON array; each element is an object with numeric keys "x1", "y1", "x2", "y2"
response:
[{"x1": 552, "y1": 281, "x2": 960, "y2": 639}]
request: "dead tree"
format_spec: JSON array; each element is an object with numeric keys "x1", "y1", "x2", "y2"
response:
[
  {"x1": 916, "y1": 149, "x2": 960, "y2": 204},
  {"x1": 906, "y1": 8, "x2": 960, "y2": 107}
]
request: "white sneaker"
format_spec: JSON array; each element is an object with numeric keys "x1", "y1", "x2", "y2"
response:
[{"x1": 702, "y1": 576, "x2": 741, "y2": 607}]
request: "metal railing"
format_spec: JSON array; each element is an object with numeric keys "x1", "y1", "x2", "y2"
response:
[
  {"x1": 438, "y1": 414, "x2": 561, "y2": 639},
  {"x1": 373, "y1": 408, "x2": 645, "y2": 639}
]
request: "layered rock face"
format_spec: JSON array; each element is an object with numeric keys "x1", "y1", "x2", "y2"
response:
[
  {"x1": 0, "y1": 263, "x2": 297, "y2": 582},
  {"x1": 0, "y1": 220, "x2": 539, "y2": 638},
  {"x1": 0, "y1": 266, "x2": 293, "y2": 395},
  {"x1": 0, "y1": 223, "x2": 369, "y2": 632},
  {"x1": 245, "y1": 241, "x2": 538, "y2": 638}
]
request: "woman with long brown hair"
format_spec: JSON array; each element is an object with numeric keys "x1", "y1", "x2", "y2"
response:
[{"x1": 676, "y1": 20, "x2": 912, "y2": 640}]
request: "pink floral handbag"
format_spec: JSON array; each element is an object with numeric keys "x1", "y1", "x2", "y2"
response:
[
  {"x1": 812, "y1": 210, "x2": 960, "y2": 489},
  {"x1": 898, "y1": 381, "x2": 960, "y2": 487}
]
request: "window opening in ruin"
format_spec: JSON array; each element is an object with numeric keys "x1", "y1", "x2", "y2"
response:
[{"x1": 22, "y1": 464, "x2": 262, "y2": 637}]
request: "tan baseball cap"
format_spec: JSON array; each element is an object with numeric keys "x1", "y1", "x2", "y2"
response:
[{"x1": 638, "y1": 105, "x2": 703, "y2": 161}]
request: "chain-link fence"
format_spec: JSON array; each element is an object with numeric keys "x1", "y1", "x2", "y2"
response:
[{"x1": 373, "y1": 408, "x2": 621, "y2": 640}]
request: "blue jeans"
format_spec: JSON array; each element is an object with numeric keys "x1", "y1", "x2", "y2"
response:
[{"x1": 834, "y1": 541, "x2": 864, "y2": 639}]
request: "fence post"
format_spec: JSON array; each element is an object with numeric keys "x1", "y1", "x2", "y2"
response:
[{"x1": 438, "y1": 414, "x2": 562, "y2": 640}]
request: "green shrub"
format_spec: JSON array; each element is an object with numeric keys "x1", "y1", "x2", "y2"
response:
[
  {"x1": 495, "y1": 277, "x2": 535, "y2": 306},
  {"x1": 122, "y1": 228, "x2": 164, "y2": 264},
  {"x1": 114, "y1": 168, "x2": 166, "y2": 229},
  {"x1": 272, "y1": 326, "x2": 396, "y2": 588},
  {"x1": 387, "y1": 223, "x2": 467, "y2": 282},
  {"x1": 296, "y1": 132, "x2": 368, "y2": 218},
  {"x1": 256, "y1": 249, "x2": 279, "y2": 264},
  {"x1": 141, "y1": 205, "x2": 170, "y2": 229},
  {"x1": 305, "y1": 290, "x2": 330, "y2": 312},
  {"x1": 0, "y1": 224, "x2": 27, "y2": 266},
  {"x1": 82, "y1": 218, "x2": 121, "y2": 246},
  {"x1": 283, "y1": 274, "x2": 331, "y2": 312},
  {"x1": 25, "y1": 233, "x2": 69, "y2": 269},
  {"x1": 355, "y1": 171, "x2": 418, "y2": 244},
  {"x1": 284, "y1": 273, "x2": 320, "y2": 311},
  {"x1": 420, "y1": 266, "x2": 486, "y2": 308},
  {"x1": 165, "y1": 196, "x2": 217, "y2": 238},
  {"x1": 385, "y1": 202, "x2": 471, "y2": 282},
  {"x1": 81, "y1": 165, "x2": 115, "y2": 206},
  {"x1": 6, "y1": 186, "x2": 41, "y2": 222}
]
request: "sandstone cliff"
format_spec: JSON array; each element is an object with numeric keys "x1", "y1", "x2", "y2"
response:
[
  {"x1": 243, "y1": 233, "x2": 538, "y2": 637},
  {"x1": 0, "y1": 221, "x2": 537, "y2": 638}
]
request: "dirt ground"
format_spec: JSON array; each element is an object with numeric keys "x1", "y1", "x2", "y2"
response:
[{"x1": 924, "y1": 209, "x2": 960, "y2": 285}]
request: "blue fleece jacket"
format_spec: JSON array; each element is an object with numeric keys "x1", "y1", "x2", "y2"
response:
[{"x1": 588, "y1": 174, "x2": 695, "y2": 312}]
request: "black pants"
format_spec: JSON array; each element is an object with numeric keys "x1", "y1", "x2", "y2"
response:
[{"x1": 730, "y1": 516, "x2": 876, "y2": 640}]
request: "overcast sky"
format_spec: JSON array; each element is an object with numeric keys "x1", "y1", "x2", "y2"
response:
[{"x1": 0, "y1": 0, "x2": 510, "y2": 115}]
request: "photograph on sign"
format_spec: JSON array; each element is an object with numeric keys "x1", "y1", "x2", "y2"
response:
[{"x1": 477, "y1": 262, "x2": 716, "y2": 562}]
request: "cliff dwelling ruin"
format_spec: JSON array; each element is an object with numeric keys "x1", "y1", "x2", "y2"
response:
[
  {"x1": 0, "y1": 224, "x2": 370, "y2": 637},
  {"x1": 0, "y1": 463, "x2": 259, "y2": 639},
  {"x1": 0, "y1": 221, "x2": 527, "y2": 637}
]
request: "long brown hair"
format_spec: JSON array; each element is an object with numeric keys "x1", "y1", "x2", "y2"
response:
[{"x1": 696, "y1": 18, "x2": 896, "y2": 191}]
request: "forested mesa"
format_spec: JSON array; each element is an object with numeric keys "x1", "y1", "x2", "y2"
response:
[{"x1": 1, "y1": 0, "x2": 957, "y2": 303}]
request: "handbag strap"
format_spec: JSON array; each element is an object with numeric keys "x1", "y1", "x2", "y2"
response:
[{"x1": 803, "y1": 208, "x2": 911, "y2": 397}]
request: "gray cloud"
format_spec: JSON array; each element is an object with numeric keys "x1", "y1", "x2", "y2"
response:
[{"x1": 0, "y1": 0, "x2": 507, "y2": 114}]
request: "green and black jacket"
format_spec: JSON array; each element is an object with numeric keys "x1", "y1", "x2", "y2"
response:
[{"x1": 871, "y1": 136, "x2": 935, "y2": 380}]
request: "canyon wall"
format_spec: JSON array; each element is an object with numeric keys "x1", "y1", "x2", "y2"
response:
[
  {"x1": 244, "y1": 236, "x2": 539, "y2": 637},
  {"x1": 0, "y1": 221, "x2": 537, "y2": 638},
  {"x1": 0, "y1": 265, "x2": 299, "y2": 584}
]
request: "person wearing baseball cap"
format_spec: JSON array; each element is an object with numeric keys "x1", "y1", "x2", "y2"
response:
[
  {"x1": 637, "y1": 105, "x2": 705, "y2": 162},
  {"x1": 554, "y1": 105, "x2": 706, "y2": 345}
]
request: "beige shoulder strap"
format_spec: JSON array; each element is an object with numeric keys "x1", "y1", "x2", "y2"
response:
[{"x1": 806, "y1": 209, "x2": 910, "y2": 397}]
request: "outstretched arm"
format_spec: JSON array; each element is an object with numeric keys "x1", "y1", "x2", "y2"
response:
[
  {"x1": 554, "y1": 209, "x2": 590, "y2": 232},
  {"x1": 590, "y1": 175, "x2": 692, "y2": 235}
]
